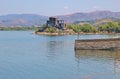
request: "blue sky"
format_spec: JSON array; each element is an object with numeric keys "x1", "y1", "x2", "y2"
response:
[{"x1": 1, "y1": 0, "x2": 120, "y2": 16}]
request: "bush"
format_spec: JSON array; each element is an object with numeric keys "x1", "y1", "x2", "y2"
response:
[
  {"x1": 80, "y1": 24, "x2": 97, "y2": 33},
  {"x1": 98, "y1": 22, "x2": 119, "y2": 33},
  {"x1": 45, "y1": 27, "x2": 57, "y2": 33}
]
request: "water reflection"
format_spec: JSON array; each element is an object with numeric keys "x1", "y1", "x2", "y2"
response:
[
  {"x1": 45, "y1": 41, "x2": 65, "y2": 59},
  {"x1": 75, "y1": 50, "x2": 120, "y2": 79}
]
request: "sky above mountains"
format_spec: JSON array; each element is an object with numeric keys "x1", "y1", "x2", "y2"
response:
[{"x1": 1, "y1": 0, "x2": 120, "y2": 16}]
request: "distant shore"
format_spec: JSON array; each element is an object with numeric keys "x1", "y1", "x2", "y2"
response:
[{"x1": 0, "y1": 27, "x2": 39, "y2": 31}]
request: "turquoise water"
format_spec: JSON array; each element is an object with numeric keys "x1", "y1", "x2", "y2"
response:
[{"x1": 0, "y1": 31, "x2": 120, "y2": 79}]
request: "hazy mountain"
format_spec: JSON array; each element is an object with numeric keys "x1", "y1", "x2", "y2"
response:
[
  {"x1": 0, "y1": 14, "x2": 48, "y2": 27},
  {"x1": 74, "y1": 17, "x2": 119, "y2": 25},
  {"x1": 0, "y1": 11, "x2": 120, "y2": 27},
  {"x1": 58, "y1": 11, "x2": 120, "y2": 23}
]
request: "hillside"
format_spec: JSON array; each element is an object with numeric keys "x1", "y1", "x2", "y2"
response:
[
  {"x1": 74, "y1": 18, "x2": 119, "y2": 25},
  {"x1": 1, "y1": 11, "x2": 120, "y2": 27},
  {"x1": 58, "y1": 11, "x2": 120, "y2": 23},
  {"x1": 0, "y1": 14, "x2": 48, "y2": 27}
]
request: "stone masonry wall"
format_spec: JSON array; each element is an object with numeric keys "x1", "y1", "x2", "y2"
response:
[{"x1": 75, "y1": 38, "x2": 120, "y2": 50}]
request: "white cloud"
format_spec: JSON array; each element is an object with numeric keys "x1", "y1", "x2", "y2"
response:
[
  {"x1": 93, "y1": 6, "x2": 99, "y2": 10},
  {"x1": 64, "y1": 6, "x2": 69, "y2": 9}
]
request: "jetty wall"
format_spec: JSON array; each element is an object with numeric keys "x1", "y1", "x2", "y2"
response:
[{"x1": 75, "y1": 38, "x2": 120, "y2": 50}]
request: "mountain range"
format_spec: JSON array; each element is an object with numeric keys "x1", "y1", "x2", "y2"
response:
[
  {"x1": 0, "y1": 14, "x2": 47, "y2": 27},
  {"x1": 0, "y1": 11, "x2": 120, "y2": 27}
]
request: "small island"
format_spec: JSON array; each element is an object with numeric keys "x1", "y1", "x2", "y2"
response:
[
  {"x1": 35, "y1": 17, "x2": 120, "y2": 35},
  {"x1": 35, "y1": 17, "x2": 76, "y2": 35}
]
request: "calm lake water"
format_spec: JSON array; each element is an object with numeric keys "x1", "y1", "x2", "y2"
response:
[{"x1": 0, "y1": 31, "x2": 120, "y2": 79}]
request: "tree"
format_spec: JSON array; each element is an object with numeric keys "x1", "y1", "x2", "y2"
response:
[
  {"x1": 98, "y1": 24, "x2": 107, "y2": 32},
  {"x1": 105, "y1": 22, "x2": 118, "y2": 33},
  {"x1": 80, "y1": 24, "x2": 97, "y2": 33},
  {"x1": 98, "y1": 22, "x2": 119, "y2": 33},
  {"x1": 72, "y1": 24, "x2": 80, "y2": 32}
]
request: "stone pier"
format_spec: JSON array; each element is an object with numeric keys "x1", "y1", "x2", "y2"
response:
[{"x1": 75, "y1": 38, "x2": 120, "y2": 50}]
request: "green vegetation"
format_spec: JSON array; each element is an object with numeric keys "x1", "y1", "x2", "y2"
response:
[
  {"x1": 2, "y1": 20, "x2": 120, "y2": 34},
  {"x1": 67, "y1": 21, "x2": 120, "y2": 33},
  {"x1": 45, "y1": 27, "x2": 57, "y2": 33},
  {"x1": 67, "y1": 24, "x2": 97, "y2": 33},
  {"x1": 98, "y1": 21, "x2": 120, "y2": 33},
  {"x1": 0, "y1": 26, "x2": 39, "y2": 31}
]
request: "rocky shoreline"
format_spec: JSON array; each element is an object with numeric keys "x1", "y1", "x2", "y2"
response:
[
  {"x1": 35, "y1": 31, "x2": 120, "y2": 36},
  {"x1": 35, "y1": 31, "x2": 77, "y2": 36}
]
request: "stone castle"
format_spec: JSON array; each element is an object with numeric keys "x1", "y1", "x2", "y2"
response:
[{"x1": 46, "y1": 17, "x2": 66, "y2": 30}]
